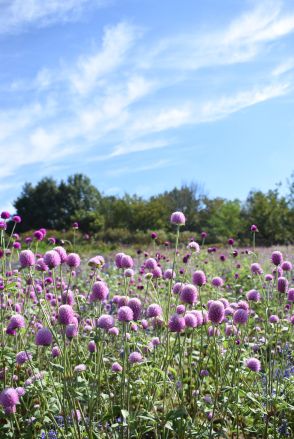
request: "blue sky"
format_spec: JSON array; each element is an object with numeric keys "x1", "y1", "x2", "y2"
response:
[{"x1": 1, "y1": 0, "x2": 294, "y2": 211}]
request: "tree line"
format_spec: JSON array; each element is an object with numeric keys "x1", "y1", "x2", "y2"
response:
[{"x1": 13, "y1": 173, "x2": 294, "y2": 246}]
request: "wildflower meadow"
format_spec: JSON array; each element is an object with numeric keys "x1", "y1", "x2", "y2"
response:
[{"x1": 0, "y1": 210, "x2": 293, "y2": 438}]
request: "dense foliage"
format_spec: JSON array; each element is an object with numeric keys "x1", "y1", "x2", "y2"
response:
[{"x1": 13, "y1": 173, "x2": 294, "y2": 245}]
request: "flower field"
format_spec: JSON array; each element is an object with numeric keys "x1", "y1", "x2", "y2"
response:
[{"x1": 0, "y1": 211, "x2": 293, "y2": 438}]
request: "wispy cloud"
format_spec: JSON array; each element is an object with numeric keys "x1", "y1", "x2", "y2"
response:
[
  {"x1": 272, "y1": 58, "x2": 294, "y2": 76},
  {"x1": 0, "y1": 0, "x2": 110, "y2": 34},
  {"x1": 107, "y1": 159, "x2": 172, "y2": 177}
]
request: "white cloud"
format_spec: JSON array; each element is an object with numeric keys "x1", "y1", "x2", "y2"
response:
[
  {"x1": 0, "y1": 0, "x2": 109, "y2": 34},
  {"x1": 272, "y1": 58, "x2": 294, "y2": 76}
]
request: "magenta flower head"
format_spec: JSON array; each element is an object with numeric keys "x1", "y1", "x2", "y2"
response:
[
  {"x1": 43, "y1": 250, "x2": 61, "y2": 269},
  {"x1": 66, "y1": 324, "x2": 78, "y2": 339},
  {"x1": 245, "y1": 358, "x2": 261, "y2": 372},
  {"x1": 52, "y1": 346, "x2": 61, "y2": 358},
  {"x1": 0, "y1": 388, "x2": 20, "y2": 413},
  {"x1": 147, "y1": 303, "x2": 162, "y2": 318},
  {"x1": 277, "y1": 277, "x2": 288, "y2": 294},
  {"x1": 172, "y1": 282, "x2": 183, "y2": 294},
  {"x1": 168, "y1": 314, "x2": 186, "y2": 332},
  {"x1": 201, "y1": 231, "x2": 207, "y2": 239},
  {"x1": 251, "y1": 225, "x2": 258, "y2": 232},
  {"x1": 12, "y1": 215, "x2": 21, "y2": 223},
  {"x1": 185, "y1": 313, "x2": 198, "y2": 328},
  {"x1": 208, "y1": 301, "x2": 225, "y2": 324},
  {"x1": 233, "y1": 308, "x2": 248, "y2": 325},
  {"x1": 19, "y1": 250, "x2": 35, "y2": 268},
  {"x1": 8, "y1": 314, "x2": 25, "y2": 330},
  {"x1": 281, "y1": 261, "x2": 292, "y2": 271},
  {"x1": 112, "y1": 362, "x2": 123, "y2": 372},
  {"x1": 265, "y1": 274, "x2": 273, "y2": 282},
  {"x1": 88, "y1": 340, "x2": 96, "y2": 353},
  {"x1": 228, "y1": 238, "x2": 234, "y2": 245},
  {"x1": 269, "y1": 315, "x2": 279, "y2": 324},
  {"x1": 121, "y1": 254, "x2": 134, "y2": 269},
  {"x1": 170, "y1": 211, "x2": 186, "y2": 226},
  {"x1": 35, "y1": 327, "x2": 53, "y2": 346},
  {"x1": 246, "y1": 289, "x2": 260, "y2": 302},
  {"x1": 118, "y1": 306, "x2": 133, "y2": 322},
  {"x1": 180, "y1": 284, "x2": 198, "y2": 305},
  {"x1": 271, "y1": 251, "x2": 283, "y2": 266},
  {"x1": 115, "y1": 252, "x2": 125, "y2": 269},
  {"x1": 128, "y1": 298, "x2": 142, "y2": 321},
  {"x1": 72, "y1": 222, "x2": 79, "y2": 229},
  {"x1": 287, "y1": 288, "x2": 294, "y2": 302},
  {"x1": 58, "y1": 305, "x2": 75, "y2": 325},
  {"x1": 176, "y1": 304, "x2": 185, "y2": 314},
  {"x1": 150, "y1": 232, "x2": 158, "y2": 240},
  {"x1": 1, "y1": 211, "x2": 10, "y2": 219},
  {"x1": 152, "y1": 266, "x2": 162, "y2": 278},
  {"x1": 91, "y1": 281, "x2": 109, "y2": 302},
  {"x1": 187, "y1": 241, "x2": 200, "y2": 252},
  {"x1": 33, "y1": 230, "x2": 44, "y2": 241},
  {"x1": 53, "y1": 246, "x2": 67, "y2": 263},
  {"x1": 251, "y1": 263, "x2": 263, "y2": 275},
  {"x1": 145, "y1": 258, "x2": 157, "y2": 270},
  {"x1": 66, "y1": 253, "x2": 80, "y2": 268},
  {"x1": 128, "y1": 352, "x2": 143, "y2": 364},
  {"x1": 211, "y1": 277, "x2": 224, "y2": 288},
  {"x1": 163, "y1": 269, "x2": 175, "y2": 280},
  {"x1": 97, "y1": 314, "x2": 114, "y2": 330},
  {"x1": 16, "y1": 351, "x2": 32, "y2": 365},
  {"x1": 35, "y1": 258, "x2": 49, "y2": 272},
  {"x1": 192, "y1": 270, "x2": 206, "y2": 287}
]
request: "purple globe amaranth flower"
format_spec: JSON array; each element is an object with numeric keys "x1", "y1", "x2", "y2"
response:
[
  {"x1": 201, "y1": 231, "x2": 207, "y2": 239},
  {"x1": 187, "y1": 241, "x2": 200, "y2": 252},
  {"x1": 0, "y1": 388, "x2": 20, "y2": 411},
  {"x1": 233, "y1": 308, "x2": 249, "y2": 325},
  {"x1": 277, "y1": 277, "x2": 288, "y2": 294},
  {"x1": 51, "y1": 346, "x2": 61, "y2": 358},
  {"x1": 111, "y1": 362, "x2": 123, "y2": 372},
  {"x1": 8, "y1": 314, "x2": 25, "y2": 330},
  {"x1": 211, "y1": 277, "x2": 224, "y2": 288},
  {"x1": 115, "y1": 252, "x2": 125, "y2": 268},
  {"x1": 12, "y1": 215, "x2": 21, "y2": 223},
  {"x1": 269, "y1": 315, "x2": 279, "y2": 324},
  {"x1": 43, "y1": 250, "x2": 61, "y2": 269},
  {"x1": 251, "y1": 263, "x2": 263, "y2": 275},
  {"x1": 121, "y1": 254, "x2": 134, "y2": 269},
  {"x1": 88, "y1": 340, "x2": 96, "y2": 353},
  {"x1": 35, "y1": 327, "x2": 53, "y2": 346},
  {"x1": 88, "y1": 255, "x2": 105, "y2": 268},
  {"x1": 163, "y1": 268, "x2": 175, "y2": 280},
  {"x1": 147, "y1": 303, "x2": 162, "y2": 318},
  {"x1": 118, "y1": 306, "x2": 133, "y2": 322},
  {"x1": 246, "y1": 358, "x2": 261, "y2": 372},
  {"x1": 128, "y1": 298, "x2": 142, "y2": 321},
  {"x1": 180, "y1": 284, "x2": 198, "y2": 305},
  {"x1": 246, "y1": 289, "x2": 260, "y2": 302},
  {"x1": 124, "y1": 268, "x2": 134, "y2": 278},
  {"x1": 265, "y1": 274, "x2": 273, "y2": 282},
  {"x1": 172, "y1": 282, "x2": 183, "y2": 294},
  {"x1": 219, "y1": 254, "x2": 226, "y2": 262},
  {"x1": 19, "y1": 250, "x2": 35, "y2": 268},
  {"x1": 66, "y1": 253, "x2": 80, "y2": 268},
  {"x1": 152, "y1": 266, "x2": 162, "y2": 278},
  {"x1": 192, "y1": 270, "x2": 206, "y2": 287},
  {"x1": 281, "y1": 260, "x2": 292, "y2": 271},
  {"x1": 91, "y1": 281, "x2": 109, "y2": 302},
  {"x1": 271, "y1": 251, "x2": 283, "y2": 266},
  {"x1": 66, "y1": 324, "x2": 78, "y2": 339},
  {"x1": 53, "y1": 246, "x2": 67, "y2": 263},
  {"x1": 129, "y1": 351, "x2": 143, "y2": 364},
  {"x1": 35, "y1": 258, "x2": 49, "y2": 272},
  {"x1": 145, "y1": 258, "x2": 157, "y2": 270},
  {"x1": 170, "y1": 211, "x2": 186, "y2": 226},
  {"x1": 12, "y1": 242, "x2": 21, "y2": 250},
  {"x1": 150, "y1": 232, "x2": 158, "y2": 240},
  {"x1": 16, "y1": 351, "x2": 32, "y2": 365},
  {"x1": 287, "y1": 288, "x2": 294, "y2": 302},
  {"x1": 251, "y1": 224, "x2": 258, "y2": 232},
  {"x1": 33, "y1": 230, "x2": 44, "y2": 241},
  {"x1": 58, "y1": 305, "x2": 75, "y2": 325},
  {"x1": 208, "y1": 301, "x2": 225, "y2": 324},
  {"x1": 109, "y1": 326, "x2": 119, "y2": 336},
  {"x1": 185, "y1": 313, "x2": 198, "y2": 328},
  {"x1": 74, "y1": 364, "x2": 86, "y2": 373},
  {"x1": 97, "y1": 314, "x2": 114, "y2": 330},
  {"x1": 176, "y1": 304, "x2": 186, "y2": 314},
  {"x1": 228, "y1": 238, "x2": 234, "y2": 245},
  {"x1": 237, "y1": 300, "x2": 249, "y2": 311},
  {"x1": 1, "y1": 211, "x2": 10, "y2": 219},
  {"x1": 168, "y1": 314, "x2": 186, "y2": 332}
]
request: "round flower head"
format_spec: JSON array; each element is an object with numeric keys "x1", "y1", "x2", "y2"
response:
[
  {"x1": 19, "y1": 250, "x2": 35, "y2": 268},
  {"x1": 88, "y1": 255, "x2": 105, "y2": 268},
  {"x1": 163, "y1": 269, "x2": 175, "y2": 280},
  {"x1": 16, "y1": 351, "x2": 32, "y2": 365},
  {"x1": 43, "y1": 250, "x2": 61, "y2": 269},
  {"x1": 151, "y1": 232, "x2": 158, "y2": 240},
  {"x1": 34, "y1": 230, "x2": 44, "y2": 241},
  {"x1": 287, "y1": 288, "x2": 294, "y2": 302},
  {"x1": 170, "y1": 211, "x2": 186, "y2": 226},
  {"x1": 251, "y1": 224, "x2": 258, "y2": 232},
  {"x1": 185, "y1": 313, "x2": 198, "y2": 328},
  {"x1": 97, "y1": 314, "x2": 114, "y2": 330},
  {"x1": 58, "y1": 305, "x2": 75, "y2": 325},
  {"x1": 53, "y1": 246, "x2": 67, "y2": 263},
  {"x1": 118, "y1": 306, "x2": 133, "y2": 322},
  {"x1": 35, "y1": 258, "x2": 49, "y2": 272},
  {"x1": 108, "y1": 326, "x2": 119, "y2": 336},
  {"x1": 187, "y1": 241, "x2": 200, "y2": 252},
  {"x1": 8, "y1": 314, "x2": 25, "y2": 330},
  {"x1": 265, "y1": 274, "x2": 273, "y2": 282},
  {"x1": 91, "y1": 281, "x2": 109, "y2": 301},
  {"x1": 1, "y1": 211, "x2": 10, "y2": 219},
  {"x1": 152, "y1": 266, "x2": 162, "y2": 278},
  {"x1": 121, "y1": 255, "x2": 134, "y2": 269},
  {"x1": 74, "y1": 364, "x2": 86, "y2": 373},
  {"x1": 246, "y1": 289, "x2": 260, "y2": 302},
  {"x1": 52, "y1": 346, "x2": 61, "y2": 358},
  {"x1": 192, "y1": 270, "x2": 206, "y2": 287},
  {"x1": 176, "y1": 304, "x2": 186, "y2": 314},
  {"x1": 128, "y1": 352, "x2": 143, "y2": 364},
  {"x1": 0, "y1": 388, "x2": 19, "y2": 409},
  {"x1": 180, "y1": 284, "x2": 198, "y2": 305},
  {"x1": 228, "y1": 238, "x2": 234, "y2": 245},
  {"x1": 66, "y1": 324, "x2": 78, "y2": 339},
  {"x1": 124, "y1": 268, "x2": 134, "y2": 278},
  {"x1": 12, "y1": 215, "x2": 21, "y2": 223},
  {"x1": 245, "y1": 358, "x2": 261, "y2": 372},
  {"x1": 145, "y1": 258, "x2": 157, "y2": 270},
  {"x1": 112, "y1": 362, "x2": 122, "y2": 372},
  {"x1": 35, "y1": 327, "x2": 53, "y2": 346},
  {"x1": 277, "y1": 277, "x2": 288, "y2": 293},
  {"x1": 211, "y1": 277, "x2": 224, "y2": 288},
  {"x1": 208, "y1": 301, "x2": 225, "y2": 324},
  {"x1": 168, "y1": 314, "x2": 186, "y2": 332},
  {"x1": 172, "y1": 282, "x2": 183, "y2": 294},
  {"x1": 271, "y1": 251, "x2": 283, "y2": 266},
  {"x1": 88, "y1": 340, "x2": 96, "y2": 353},
  {"x1": 66, "y1": 253, "x2": 80, "y2": 268},
  {"x1": 128, "y1": 298, "x2": 142, "y2": 321},
  {"x1": 269, "y1": 315, "x2": 279, "y2": 324},
  {"x1": 115, "y1": 252, "x2": 125, "y2": 268},
  {"x1": 147, "y1": 303, "x2": 162, "y2": 318},
  {"x1": 16, "y1": 387, "x2": 25, "y2": 397},
  {"x1": 281, "y1": 260, "x2": 292, "y2": 271},
  {"x1": 233, "y1": 308, "x2": 248, "y2": 325},
  {"x1": 251, "y1": 263, "x2": 263, "y2": 275}
]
